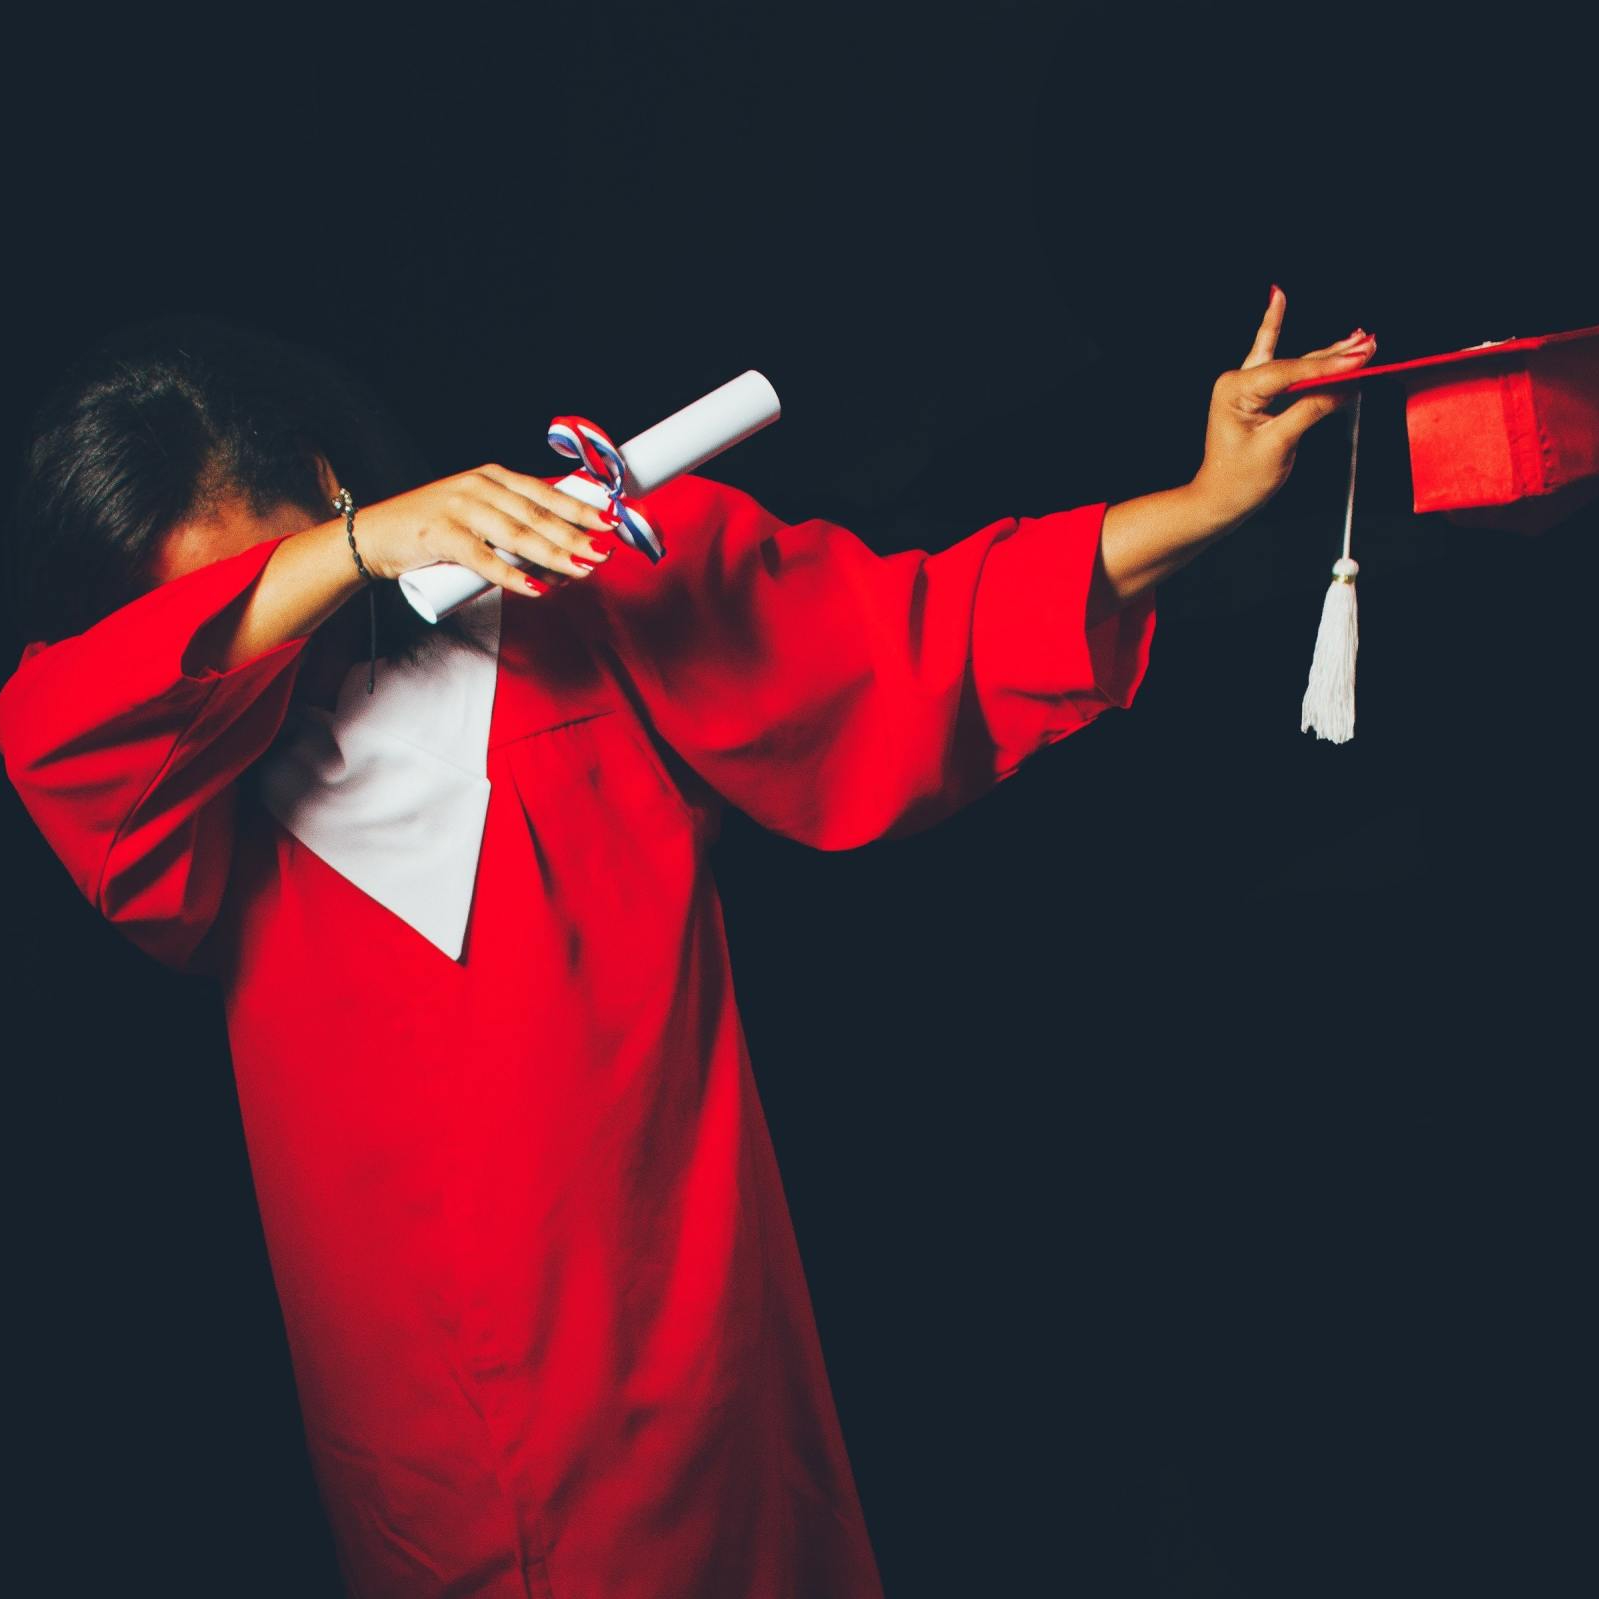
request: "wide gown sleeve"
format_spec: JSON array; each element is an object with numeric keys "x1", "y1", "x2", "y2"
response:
[
  {"x1": 0, "y1": 531, "x2": 312, "y2": 972},
  {"x1": 584, "y1": 474, "x2": 1158, "y2": 849}
]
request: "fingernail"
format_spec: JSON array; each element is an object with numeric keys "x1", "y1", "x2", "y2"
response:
[
  {"x1": 525, "y1": 576, "x2": 550, "y2": 593},
  {"x1": 1269, "y1": 283, "x2": 1282, "y2": 306},
  {"x1": 572, "y1": 554, "x2": 607, "y2": 569},
  {"x1": 589, "y1": 537, "x2": 619, "y2": 556}
]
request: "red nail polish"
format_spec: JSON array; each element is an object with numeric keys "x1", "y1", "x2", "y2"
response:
[
  {"x1": 525, "y1": 576, "x2": 550, "y2": 593},
  {"x1": 1269, "y1": 283, "x2": 1282, "y2": 306},
  {"x1": 590, "y1": 537, "x2": 619, "y2": 555},
  {"x1": 572, "y1": 555, "x2": 604, "y2": 569}
]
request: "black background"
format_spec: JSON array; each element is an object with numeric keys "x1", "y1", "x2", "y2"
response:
[{"x1": 3, "y1": 4, "x2": 1593, "y2": 1595}]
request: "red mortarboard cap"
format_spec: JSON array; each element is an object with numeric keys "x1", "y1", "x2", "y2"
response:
[{"x1": 1287, "y1": 324, "x2": 1599, "y2": 534}]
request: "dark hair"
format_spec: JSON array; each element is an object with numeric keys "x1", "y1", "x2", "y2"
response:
[{"x1": 4, "y1": 312, "x2": 491, "y2": 667}]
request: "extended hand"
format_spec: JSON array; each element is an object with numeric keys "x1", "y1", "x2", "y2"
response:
[
  {"x1": 1091, "y1": 291, "x2": 1379, "y2": 625},
  {"x1": 1189, "y1": 287, "x2": 1377, "y2": 529}
]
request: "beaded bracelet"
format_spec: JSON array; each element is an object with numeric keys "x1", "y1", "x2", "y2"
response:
[{"x1": 333, "y1": 487, "x2": 378, "y2": 695}]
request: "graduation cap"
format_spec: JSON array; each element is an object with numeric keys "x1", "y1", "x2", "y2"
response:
[{"x1": 1287, "y1": 323, "x2": 1599, "y2": 742}]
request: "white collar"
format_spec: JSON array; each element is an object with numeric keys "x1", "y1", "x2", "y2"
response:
[{"x1": 252, "y1": 588, "x2": 503, "y2": 961}]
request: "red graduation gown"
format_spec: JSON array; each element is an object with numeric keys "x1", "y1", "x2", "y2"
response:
[{"x1": 0, "y1": 473, "x2": 1155, "y2": 1597}]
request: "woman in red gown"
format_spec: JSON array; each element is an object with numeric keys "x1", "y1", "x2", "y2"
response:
[{"x1": 0, "y1": 296, "x2": 1373, "y2": 1597}]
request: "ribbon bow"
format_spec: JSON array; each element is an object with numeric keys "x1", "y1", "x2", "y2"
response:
[{"x1": 547, "y1": 415, "x2": 664, "y2": 563}]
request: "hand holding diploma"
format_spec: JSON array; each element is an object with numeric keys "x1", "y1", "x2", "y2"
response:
[
  {"x1": 396, "y1": 370, "x2": 782, "y2": 622},
  {"x1": 351, "y1": 466, "x2": 621, "y2": 600}
]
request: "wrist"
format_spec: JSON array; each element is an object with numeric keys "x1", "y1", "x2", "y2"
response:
[
  {"x1": 346, "y1": 497, "x2": 417, "y2": 584},
  {"x1": 261, "y1": 515, "x2": 373, "y2": 631},
  {"x1": 1092, "y1": 480, "x2": 1236, "y2": 625},
  {"x1": 1184, "y1": 469, "x2": 1265, "y2": 539},
  {"x1": 309, "y1": 513, "x2": 376, "y2": 603}
]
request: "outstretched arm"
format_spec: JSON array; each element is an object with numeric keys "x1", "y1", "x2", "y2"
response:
[{"x1": 577, "y1": 291, "x2": 1375, "y2": 852}]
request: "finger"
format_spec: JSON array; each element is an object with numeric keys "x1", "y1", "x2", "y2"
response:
[
  {"x1": 476, "y1": 463, "x2": 616, "y2": 534},
  {"x1": 459, "y1": 471, "x2": 614, "y2": 563},
  {"x1": 1241, "y1": 337, "x2": 1377, "y2": 400},
  {"x1": 439, "y1": 519, "x2": 568, "y2": 599},
  {"x1": 1242, "y1": 284, "x2": 1286, "y2": 369},
  {"x1": 1266, "y1": 389, "x2": 1354, "y2": 446},
  {"x1": 1299, "y1": 327, "x2": 1372, "y2": 362},
  {"x1": 469, "y1": 502, "x2": 609, "y2": 581}
]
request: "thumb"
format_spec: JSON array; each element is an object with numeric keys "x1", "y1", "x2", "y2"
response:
[{"x1": 1269, "y1": 390, "x2": 1353, "y2": 445}]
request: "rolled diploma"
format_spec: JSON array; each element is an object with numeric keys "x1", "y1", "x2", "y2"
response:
[{"x1": 398, "y1": 370, "x2": 782, "y2": 623}]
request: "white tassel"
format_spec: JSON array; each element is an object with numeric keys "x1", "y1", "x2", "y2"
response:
[
  {"x1": 1300, "y1": 556, "x2": 1359, "y2": 742},
  {"x1": 1301, "y1": 390, "x2": 1362, "y2": 744}
]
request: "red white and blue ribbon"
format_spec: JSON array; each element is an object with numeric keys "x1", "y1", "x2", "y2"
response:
[{"x1": 547, "y1": 415, "x2": 665, "y2": 563}]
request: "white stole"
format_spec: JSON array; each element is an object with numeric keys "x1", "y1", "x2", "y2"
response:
[{"x1": 252, "y1": 587, "x2": 503, "y2": 961}]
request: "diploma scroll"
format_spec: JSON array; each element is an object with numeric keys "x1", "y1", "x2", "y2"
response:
[{"x1": 398, "y1": 370, "x2": 782, "y2": 623}]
